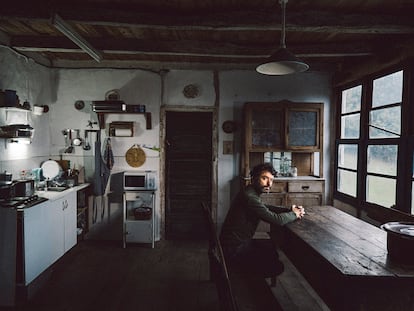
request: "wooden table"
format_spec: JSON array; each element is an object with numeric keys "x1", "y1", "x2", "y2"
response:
[{"x1": 275, "y1": 205, "x2": 414, "y2": 311}]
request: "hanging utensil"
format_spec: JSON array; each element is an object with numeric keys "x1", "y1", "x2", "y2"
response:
[
  {"x1": 72, "y1": 129, "x2": 83, "y2": 146},
  {"x1": 64, "y1": 129, "x2": 74, "y2": 153},
  {"x1": 83, "y1": 130, "x2": 91, "y2": 150}
]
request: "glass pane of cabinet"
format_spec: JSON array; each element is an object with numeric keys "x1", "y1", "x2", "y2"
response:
[
  {"x1": 245, "y1": 102, "x2": 322, "y2": 151},
  {"x1": 288, "y1": 110, "x2": 317, "y2": 147},
  {"x1": 251, "y1": 108, "x2": 283, "y2": 148}
]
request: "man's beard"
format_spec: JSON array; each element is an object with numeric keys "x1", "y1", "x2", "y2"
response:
[{"x1": 260, "y1": 185, "x2": 270, "y2": 193}]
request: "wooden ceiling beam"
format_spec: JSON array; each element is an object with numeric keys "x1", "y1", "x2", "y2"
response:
[
  {"x1": 11, "y1": 35, "x2": 375, "y2": 58},
  {"x1": 1, "y1": 9, "x2": 414, "y2": 35}
]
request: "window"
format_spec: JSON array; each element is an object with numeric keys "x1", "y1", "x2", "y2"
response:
[
  {"x1": 337, "y1": 144, "x2": 358, "y2": 197},
  {"x1": 337, "y1": 85, "x2": 361, "y2": 198},
  {"x1": 335, "y1": 69, "x2": 412, "y2": 216}
]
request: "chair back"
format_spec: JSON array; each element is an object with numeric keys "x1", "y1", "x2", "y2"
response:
[{"x1": 202, "y1": 202, "x2": 238, "y2": 311}]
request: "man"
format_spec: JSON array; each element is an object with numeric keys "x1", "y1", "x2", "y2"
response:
[{"x1": 220, "y1": 163, "x2": 305, "y2": 277}]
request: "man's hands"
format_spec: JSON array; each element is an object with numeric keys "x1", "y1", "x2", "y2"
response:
[{"x1": 292, "y1": 205, "x2": 305, "y2": 219}]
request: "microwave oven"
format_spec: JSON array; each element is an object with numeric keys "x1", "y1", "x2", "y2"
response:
[{"x1": 123, "y1": 171, "x2": 156, "y2": 191}]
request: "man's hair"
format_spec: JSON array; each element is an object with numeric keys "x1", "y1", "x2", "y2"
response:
[{"x1": 250, "y1": 163, "x2": 277, "y2": 180}]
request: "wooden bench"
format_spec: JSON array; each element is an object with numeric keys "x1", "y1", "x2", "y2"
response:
[{"x1": 202, "y1": 202, "x2": 281, "y2": 311}]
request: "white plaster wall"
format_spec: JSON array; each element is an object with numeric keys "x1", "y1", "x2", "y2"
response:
[
  {"x1": 0, "y1": 47, "x2": 56, "y2": 178},
  {"x1": 49, "y1": 69, "x2": 161, "y2": 173},
  {"x1": 164, "y1": 70, "x2": 215, "y2": 106}
]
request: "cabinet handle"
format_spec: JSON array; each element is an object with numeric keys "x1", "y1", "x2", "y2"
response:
[
  {"x1": 62, "y1": 199, "x2": 68, "y2": 210},
  {"x1": 302, "y1": 186, "x2": 310, "y2": 191}
]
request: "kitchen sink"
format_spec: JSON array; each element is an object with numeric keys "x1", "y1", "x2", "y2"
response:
[{"x1": 47, "y1": 186, "x2": 68, "y2": 192}]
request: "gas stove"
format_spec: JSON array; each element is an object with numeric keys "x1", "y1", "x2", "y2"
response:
[{"x1": 0, "y1": 195, "x2": 48, "y2": 209}]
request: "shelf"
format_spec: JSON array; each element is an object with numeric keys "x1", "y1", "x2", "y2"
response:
[
  {"x1": 96, "y1": 112, "x2": 151, "y2": 130},
  {"x1": 0, "y1": 107, "x2": 31, "y2": 113},
  {"x1": 92, "y1": 101, "x2": 152, "y2": 130}
]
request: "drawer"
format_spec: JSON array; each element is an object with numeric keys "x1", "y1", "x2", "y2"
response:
[
  {"x1": 261, "y1": 193, "x2": 285, "y2": 206},
  {"x1": 287, "y1": 193, "x2": 323, "y2": 207},
  {"x1": 288, "y1": 181, "x2": 324, "y2": 193},
  {"x1": 269, "y1": 181, "x2": 287, "y2": 193}
]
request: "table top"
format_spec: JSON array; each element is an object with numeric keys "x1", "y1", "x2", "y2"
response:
[{"x1": 284, "y1": 205, "x2": 414, "y2": 278}]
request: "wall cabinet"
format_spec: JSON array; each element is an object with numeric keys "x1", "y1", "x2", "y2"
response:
[
  {"x1": 243, "y1": 100, "x2": 323, "y2": 179},
  {"x1": 245, "y1": 101, "x2": 323, "y2": 151}
]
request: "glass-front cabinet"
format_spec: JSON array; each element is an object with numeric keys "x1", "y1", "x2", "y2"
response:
[
  {"x1": 243, "y1": 101, "x2": 324, "y2": 180},
  {"x1": 245, "y1": 101, "x2": 322, "y2": 151}
]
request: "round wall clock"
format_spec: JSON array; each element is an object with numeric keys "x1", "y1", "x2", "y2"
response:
[
  {"x1": 125, "y1": 144, "x2": 146, "y2": 167},
  {"x1": 222, "y1": 120, "x2": 237, "y2": 133}
]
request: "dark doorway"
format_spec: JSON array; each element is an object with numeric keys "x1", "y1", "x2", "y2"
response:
[{"x1": 165, "y1": 111, "x2": 212, "y2": 240}]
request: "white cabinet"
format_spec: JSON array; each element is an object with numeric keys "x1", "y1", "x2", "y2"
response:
[
  {"x1": 23, "y1": 200, "x2": 55, "y2": 285},
  {"x1": 22, "y1": 191, "x2": 77, "y2": 285},
  {"x1": 61, "y1": 191, "x2": 77, "y2": 253},
  {"x1": 123, "y1": 191, "x2": 155, "y2": 248}
]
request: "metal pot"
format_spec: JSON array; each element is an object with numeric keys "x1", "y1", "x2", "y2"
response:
[
  {"x1": 381, "y1": 222, "x2": 414, "y2": 265},
  {"x1": 13, "y1": 179, "x2": 35, "y2": 197},
  {"x1": 0, "y1": 171, "x2": 12, "y2": 185}
]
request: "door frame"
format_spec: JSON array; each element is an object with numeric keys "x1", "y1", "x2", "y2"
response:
[{"x1": 159, "y1": 106, "x2": 218, "y2": 239}]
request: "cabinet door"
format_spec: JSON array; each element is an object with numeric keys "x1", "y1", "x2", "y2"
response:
[
  {"x1": 23, "y1": 201, "x2": 58, "y2": 285},
  {"x1": 63, "y1": 191, "x2": 77, "y2": 253},
  {"x1": 287, "y1": 108, "x2": 321, "y2": 149},
  {"x1": 247, "y1": 105, "x2": 284, "y2": 149}
]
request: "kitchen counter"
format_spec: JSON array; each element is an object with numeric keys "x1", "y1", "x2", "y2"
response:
[{"x1": 36, "y1": 183, "x2": 90, "y2": 201}]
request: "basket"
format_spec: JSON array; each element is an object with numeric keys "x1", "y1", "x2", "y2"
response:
[{"x1": 134, "y1": 207, "x2": 152, "y2": 220}]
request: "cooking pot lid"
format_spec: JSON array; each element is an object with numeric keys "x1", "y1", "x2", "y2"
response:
[
  {"x1": 381, "y1": 222, "x2": 414, "y2": 237},
  {"x1": 41, "y1": 160, "x2": 61, "y2": 180}
]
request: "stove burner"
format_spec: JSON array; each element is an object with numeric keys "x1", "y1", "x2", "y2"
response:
[{"x1": 0, "y1": 194, "x2": 48, "y2": 209}]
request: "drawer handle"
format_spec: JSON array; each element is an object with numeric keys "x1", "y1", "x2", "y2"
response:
[{"x1": 302, "y1": 186, "x2": 310, "y2": 191}]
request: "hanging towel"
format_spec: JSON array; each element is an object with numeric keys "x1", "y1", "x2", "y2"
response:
[{"x1": 103, "y1": 138, "x2": 114, "y2": 170}]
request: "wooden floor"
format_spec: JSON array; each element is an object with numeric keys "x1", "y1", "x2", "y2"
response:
[{"x1": 0, "y1": 239, "x2": 329, "y2": 311}]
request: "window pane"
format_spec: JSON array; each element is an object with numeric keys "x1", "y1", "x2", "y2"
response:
[
  {"x1": 341, "y1": 85, "x2": 361, "y2": 113},
  {"x1": 366, "y1": 175, "x2": 396, "y2": 207},
  {"x1": 372, "y1": 71, "x2": 403, "y2": 107},
  {"x1": 367, "y1": 145, "x2": 397, "y2": 176},
  {"x1": 369, "y1": 106, "x2": 401, "y2": 138},
  {"x1": 412, "y1": 182, "x2": 414, "y2": 214},
  {"x1": 337, "y1": 168, "x2": 357, "y2": 197},
  {"x1": 338, "y1": 144, "x2": 358, "y2": 169},
  {"x1": 341, "y1": 114, "x2": 360, "y2": 138}
]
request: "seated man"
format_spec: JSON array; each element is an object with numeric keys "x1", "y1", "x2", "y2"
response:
[{"x1": 220, "y1": 163, "x2": 305, "y2": 277}]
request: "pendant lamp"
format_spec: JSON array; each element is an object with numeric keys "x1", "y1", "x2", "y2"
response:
[{"x1": 256, "y1": 0, "x2": 309, "y2": 75}]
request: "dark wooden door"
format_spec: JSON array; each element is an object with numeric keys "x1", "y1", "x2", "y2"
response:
[{"x1": 166, "y1": 111, "x2": 212, "y2": 240}]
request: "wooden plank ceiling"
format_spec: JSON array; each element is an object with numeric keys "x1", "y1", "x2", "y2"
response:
[{"x1": 0, "y1": 0, "x2": 413, "y2": 72}]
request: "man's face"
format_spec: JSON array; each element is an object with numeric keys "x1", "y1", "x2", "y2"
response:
[{"x1": 255, "y1": 170, "x2": 274, "y2": 193}]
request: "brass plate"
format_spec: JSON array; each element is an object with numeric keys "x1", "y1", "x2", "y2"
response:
[{"x1": 125, "y1": 145, "x2": 146, "y2": 167}]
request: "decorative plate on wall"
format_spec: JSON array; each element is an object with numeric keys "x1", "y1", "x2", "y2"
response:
[
  {"x1": 105, "y1": 89, "x2": 120, "y2": 100},
  {"x1": 183, "y1": 84, "x2": 200, "y2": 98},
  {"x1": 222, "y1": 120, "x2": 237, "y2": 133},
  {"x1": 125, "y1": 144, "x2": 146, "y2": 167}
]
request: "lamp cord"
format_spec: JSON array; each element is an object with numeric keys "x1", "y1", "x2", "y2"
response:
[{"x1": 279, "y1": 0, "x2": 287, "y2": 48}]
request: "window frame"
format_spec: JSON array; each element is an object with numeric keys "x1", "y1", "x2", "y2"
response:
[{"x1": 334, "y1": 63, "x2": 414, "y2": 217}]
